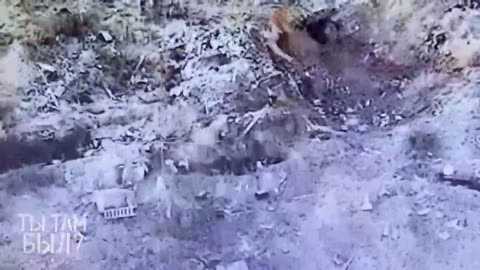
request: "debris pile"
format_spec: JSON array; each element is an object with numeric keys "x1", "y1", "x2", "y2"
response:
[{"x1": 0, "y1": 0, "x2": 480, "y2": 269}]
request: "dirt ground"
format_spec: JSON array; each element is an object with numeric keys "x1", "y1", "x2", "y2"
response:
[{"x1": 1, "y1": 0, "x2": 480, "y2": 269}]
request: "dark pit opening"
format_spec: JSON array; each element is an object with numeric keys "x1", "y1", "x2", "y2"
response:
[
  {"x1": 278, "y1": 12, "x2": 428, "y2": 132},
  {"x1": 0, "y1": 126, "x2": 93, "y2": 174},
  {"x1": 148, "y1": 138, "x2": 289, "y2": 176}
]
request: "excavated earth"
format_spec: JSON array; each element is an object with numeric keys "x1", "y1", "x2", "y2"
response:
[{"x1": 1, "y1": 1, "x2": 480, "y2": 270}]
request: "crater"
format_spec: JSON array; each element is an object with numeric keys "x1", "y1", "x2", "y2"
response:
[{"x1": 273, "y1": 8, "x2": 431, "y2": 132}]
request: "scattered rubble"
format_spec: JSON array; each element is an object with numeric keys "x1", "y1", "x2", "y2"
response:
[
  {"x1": 92, "y1": 187, "x2": 137, "y2": 213},
  {"x1": 0, "y1": 0, "x2": 480, "y2": 269},
  {"x1": 360, "y1": 193, "x2": 373, "y2": 211}
]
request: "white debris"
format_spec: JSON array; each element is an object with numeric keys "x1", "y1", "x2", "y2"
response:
[
  {"x1": 120, "y1": 162, "x2": 149, "y2": 185},
  {"x1": 256, "y1": 172, "x2": 274, "y2": 195},
  {"x1": 86, "y1": 103, "x2": 106, "y2": 114},
  {"x1": 256, "y1": 161, "x2": 264, "y2": 169},
  {"x1": 65, "y1": 155, "x2": 125, "y2": 192},
  {"x1": 165, "y1": 159, "x2": 178, "y2": 174},
  {"x1": 163, "y1": 19, "x2": 188, "y2": 38},
  {"x1": 474, "y1": 168, "x2": 480, "y2": 179},
  {"x1": 443, "y1": 164, "x2": 455, "y2": 177},
  {"x1": 52, "y1": 85, "x2": 66, "y2": 97},
  {"x1": 345, "y1": 116, "x2": 360, "y2": 126},
  {"x1": 416, "y1": 208, "x2": 431, "y2": 216},
  {"x1": 445, "y1": 219, "x2": 464, "y2": 230},
  {"x1": 178, "y1": 159, "x2": 189, "y2": 171},
  {"x1": 437, "y1": 230, "x2": 451, "y2": 240},
  {"x1": 382, "y1": 222, "x2": 391, "y2": 238},
  {"x1": 267, "y1": 205, "x2": 276, "y2": 211},
  {"x1": 92, "y1": 188, "x2": 137, "y2": 213},
  {"x1": 256, "y1": 170, "x2": 287, "y2": 196},
  {"x1": 240, "y1": 106, "x2": 270, "y2": 138},
  {"x1": 103, "y1": 206, "x2": 136, "y2": 220},
  {"x1": 98, "y1": 31, "x2": 113, "y2": 42},
  {"x1": 360, "y1": 194, "x2": 373, "y2": 211},
  {"x1": 36, "y1": 62, "x2": 56, "y2": 73}
]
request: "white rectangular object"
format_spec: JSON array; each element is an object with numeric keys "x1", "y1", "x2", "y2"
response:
[{"x1": 103, "y1": 207, "x2": 136, "y2": 220}]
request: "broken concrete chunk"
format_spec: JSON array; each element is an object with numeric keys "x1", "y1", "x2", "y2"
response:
[
  {"x1": 120, "y1": 162, "x2": 148, "y2": 185},
  {"x1": 442, "y1": 164, "x2": 455, "y2": 177},
  {"x1": 93, "y1": 188, "x2": 136, "y2": 213},
  {"x1": 266, "y1": 205, "x2": 276, "y2": 211},
  {"x1": 360, "y1": 194, "x2": 373, "y2": 211},
  {"x1": 98, "y1": 31, "x2": 114, "y2": 42},
  {"x1": 86, "y1": 104, "x2": 106, "y2": 114},
  {"x1": 416, "y1": 208, "x2": 431, "y2": 216},
  {"x1": 195, "y1": 190, "x2": 211, "y2": 201},
  {"x1": 178, "y1": 159, "x2": 189, "y2": 171},
  {"x1": 255, "y1": 172, "x2": 275, "y2": 197},
  {"x1": 37, "y1": 62, "x2": 56, "y2": 73},
  {"x1": 52, "y1": 85, "x2": 66, "y2": 97},
  {"x1": 165, "y1": 159, "x2": 178, "y2": 174},
  {"x1": 382, "y1": 222, "x2": 390, "y2": 238},
  {"x1": 255, "y1": 171, "x2": 287, "y2": 199}
]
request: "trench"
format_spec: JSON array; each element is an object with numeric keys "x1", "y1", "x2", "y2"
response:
[
  {"x1": 173, "y1": 9, "x2": 433, "y2": 176},
  {"x1": 294, "y1": 12, "x2": 429, "y2": 131},
  {"x1": 0, "y1": 127, "x2": 93, "y2": 174}
]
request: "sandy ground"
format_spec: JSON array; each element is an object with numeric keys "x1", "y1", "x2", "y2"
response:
[{"x1": 0, "y1": 0, "x2": 480, "y2": 269}]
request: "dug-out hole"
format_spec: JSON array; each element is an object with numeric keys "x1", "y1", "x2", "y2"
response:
[{"x1": 149, "y1": 139, "x2": 288, "y2": 176}]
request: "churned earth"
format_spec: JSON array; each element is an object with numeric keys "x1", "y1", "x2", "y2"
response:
[{"x1": 0, "y1": 0, "x2": 480, "y2": 269}]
